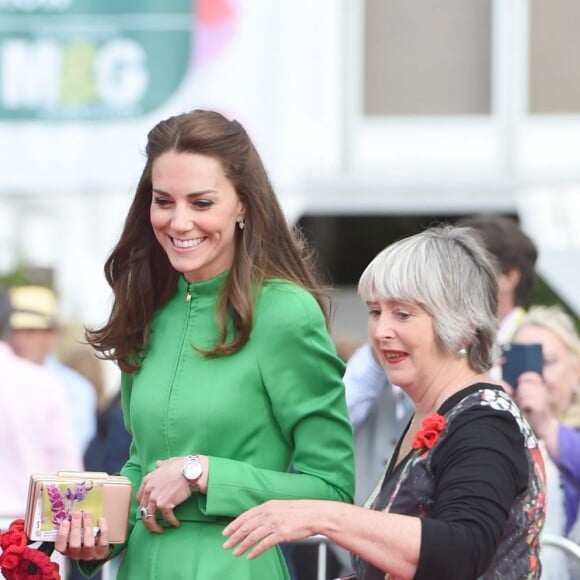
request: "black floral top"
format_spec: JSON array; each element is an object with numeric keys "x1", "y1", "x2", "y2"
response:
[{"x1": 352, "y1": 384, "x2": 545, "y2": 580}]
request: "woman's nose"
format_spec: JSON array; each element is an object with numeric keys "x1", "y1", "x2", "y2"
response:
[
  {"x1": 370, "y1": 314, "x2": 393, "y2": 342},
  {"x1": 171, "y1": 205, "x2": 194, "y2": 231}
]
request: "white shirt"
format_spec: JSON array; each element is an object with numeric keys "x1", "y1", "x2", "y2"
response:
[
  {"x1": 45, "y1": 355, "x2": 97, "y2": 453},
  {"x1": 0, "y1": 343, "x2": 82, "y2": 520},
  {"x1": 344, "y1": 342, "x2": 412, "y2": 431}
]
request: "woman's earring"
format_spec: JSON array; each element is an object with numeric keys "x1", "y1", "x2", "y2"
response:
[
  {"x1": 237, "y1": 217, "x2": 245, "y2": 230},
  {"x1": 458, "y1": 347, "x2": 467, "y2": 357}
]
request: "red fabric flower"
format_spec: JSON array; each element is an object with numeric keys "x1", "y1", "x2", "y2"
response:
[
  {"x1": 0, "y1": 519, "x2": 28, "y2": 573},
  {"x1": 412, "y1": 413, "x2": 446, "y2": 451},
  {"x1": 0, "y1": 520, "x2": 61, "y2": 580},
  {"x1": 8, "y1": 520, "x2": 25, "y2": 534}
]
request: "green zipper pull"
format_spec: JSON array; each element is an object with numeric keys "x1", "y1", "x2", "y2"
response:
[{"x1": 186, "y1": 285, "x2": 192, "y2": 302}]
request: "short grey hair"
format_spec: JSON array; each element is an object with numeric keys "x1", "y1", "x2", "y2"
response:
[
  {"x1": 515, "y1": 305, "x2": 580, "y2": 359},
  {"x1": 0, "y1": 284, "x2": 11, "y2": 339},
  {"x1": 358, "y1": 225, "x2": 500, "y2": 372}
]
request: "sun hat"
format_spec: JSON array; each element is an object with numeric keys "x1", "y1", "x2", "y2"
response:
[{"x1": 9, "y1": 285, "x2": 58, "y2": 330}]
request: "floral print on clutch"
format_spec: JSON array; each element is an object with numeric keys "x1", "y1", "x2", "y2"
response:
[{"x1": 30, "y1": 480, "x2": 103, "y2": 540}]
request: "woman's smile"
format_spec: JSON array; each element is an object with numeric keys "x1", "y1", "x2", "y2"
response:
[
  {"x1": 382, "y1": 350, "x2": 408, "y2": 364},
  {"x1": 170, "y1": 236, "x2": 207, "y2": 250}
]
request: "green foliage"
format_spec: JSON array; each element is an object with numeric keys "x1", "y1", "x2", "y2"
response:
[
  {"x1": 0, "y1": 264, "x2": 31, "y2": 287},
  {"x1": 0, "y1": 263, "x2": 53, "y2": 289}
]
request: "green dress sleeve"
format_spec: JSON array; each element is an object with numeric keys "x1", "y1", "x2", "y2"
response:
[{"x1": 200, "y1": 283, "x2": 355, "y2": 517}]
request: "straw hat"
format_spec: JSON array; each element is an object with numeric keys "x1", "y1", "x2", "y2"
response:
[{"x1": 9, "y1": 285, "x2": 58, "y2": 330}]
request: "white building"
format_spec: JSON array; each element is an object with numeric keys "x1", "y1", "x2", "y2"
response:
[{"x1": 1, "y1": 0, "x2": 579, "y2": 386}]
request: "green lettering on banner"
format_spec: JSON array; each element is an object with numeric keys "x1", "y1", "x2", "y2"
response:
[{"x1": 0, "y1": 0, "x2": 193, "y2": 120}]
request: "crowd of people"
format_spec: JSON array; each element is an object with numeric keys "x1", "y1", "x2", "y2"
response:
[{"x1": 0, "y1": 109, "x2": 579, "y2": 580}]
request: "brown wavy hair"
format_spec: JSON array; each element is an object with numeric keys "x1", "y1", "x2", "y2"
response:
[{"x1": 86, "y1": 110, "x2": 328, "y2": 373}]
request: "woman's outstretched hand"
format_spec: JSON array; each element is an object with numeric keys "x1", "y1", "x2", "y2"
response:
[
  {"x1": 223, "y1": 500, "x2": 326, "y2": 560},
  {"x1": 55, "y1": 511, "x2": 111, "y2": 561}
]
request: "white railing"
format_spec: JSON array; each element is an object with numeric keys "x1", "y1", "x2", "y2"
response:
[
  {"x1": 294, "y1": 534, "x2": 331, "y2": 580},
  {"x1": 97, "y1": 534, "x2": 580, "y2": 580},
  {"x1": 542, "y1": 533, "x2": 580, "y2": 561}
]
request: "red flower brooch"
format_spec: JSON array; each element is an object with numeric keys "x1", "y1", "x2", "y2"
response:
[
  {"x1": 0, "y1": 519, "x2": 60, "y2": 580},
  {"x1": 412, "y1": 413, "x2": 446, "y2": 451}
]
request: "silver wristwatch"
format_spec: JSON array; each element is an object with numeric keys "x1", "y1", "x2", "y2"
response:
[{"x1": 181, "y1": 454, "x2": 203, "y2": 487}]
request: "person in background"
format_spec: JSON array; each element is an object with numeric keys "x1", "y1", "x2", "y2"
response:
[
  {"x1": 224, "y1": 225, "x2": 546, "y2": 580},
  {"x1": 59, "y1": 338, "x2": 132, "y2": 477},
  {"x1": 508, "y1": 305, "x2": 580, "y2": 579},
  {"x1": 344, "y1": 213, "x2": 538, "y2": 505},
  {"x1": 345, "y1": 344, "x2": 413, "y2": 507},
  {"x1": 97, "y1": 391, "x2": 133, "y2": 580},
  {"x1": 61, "y1": 340, "x2": 109, "y2": 420},
  {"x1": 456, "y1": 213, "x2": 538, "y2": 346},
  {"x1": 334, "y1": 333, "x2": 363, "y2": 364},
  {"x1": 0, "y1": 285, "x2": 82, "y2": 527},
  {"x1": 55, "y1": 109, "x2": 355, "y2": 580},
  {"x1": 80, "y1": 387, "x2": 131, "y2": 476},
  {"x1": 60, "y1": 343, "x2": 116, "y2": 580},
  {"x1": 102, "y1": 392, "x2": 132, "y2": 475},
  {"x1": 8, "y1": 285, "x2": 97, "y2": 456}
]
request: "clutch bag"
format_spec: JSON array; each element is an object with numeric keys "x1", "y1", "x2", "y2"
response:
[{"x1": 24, "y1": 471, "x2": 132, "y2": 544}]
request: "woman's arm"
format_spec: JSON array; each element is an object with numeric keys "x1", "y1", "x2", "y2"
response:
[
  {"x1": 201, "y1": 284, "x2": 355, "y2": 516},
  {"x1": 344, "y1": 342, "x2": 389, "y2": 431},
  {"x1": 414, "y1": 408, "x2": 528, "y2": 579},
  {"x1": 514, "y1": 372, "x2": 560, "y2": 458},
  {"x1": 225, "y1": 404, "x2": 529, "y2": 580},
  {"x1": 223, "y1": 500, "x2": 421, "y2": 580},
  {"x1": 557, "y1": 423, "x2": 580, "y2": 484}
]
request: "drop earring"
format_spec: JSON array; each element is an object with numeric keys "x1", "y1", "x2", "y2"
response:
[{"x1": 237, "y1": 217, "x2": 245, "y2": 230}]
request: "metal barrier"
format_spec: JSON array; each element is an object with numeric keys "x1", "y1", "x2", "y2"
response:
[
  {"x1": 542, "y1": 533, "x2": 580, "y2": 561},
  {"x1": 293, "y1": 533, "x2": 580, "y2": 580},
  {"x1": 295, "y1": 534, "x2": 331, "y2": 580},
  {"x1": 97, "y1": 533, "x2": 580, "y2": 580}
]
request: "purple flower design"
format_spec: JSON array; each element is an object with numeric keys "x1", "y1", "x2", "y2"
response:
[{"x1": 45, "y1": 481, "x2": 94, "y2": 529}]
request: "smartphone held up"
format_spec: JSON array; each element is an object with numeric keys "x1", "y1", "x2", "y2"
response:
[{"x1": 501, "y1": 343, "x2": 543, "y2": 389}]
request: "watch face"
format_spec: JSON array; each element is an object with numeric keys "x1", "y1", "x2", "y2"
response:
[{"x1": 183, "y1": 459, "x2": 203, "y2": 482}]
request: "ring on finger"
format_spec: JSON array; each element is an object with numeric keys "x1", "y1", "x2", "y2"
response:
[{"x1": 139, "y1": 506, "x2": 154, "y2": 519}]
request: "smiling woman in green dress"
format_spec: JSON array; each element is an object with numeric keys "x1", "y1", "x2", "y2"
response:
[{"x1": 55, "y1": 110, "x2": 355, "y2": 579}]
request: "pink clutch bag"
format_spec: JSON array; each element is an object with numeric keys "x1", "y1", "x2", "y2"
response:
[{"x1": 24, "y1": 471, "x2": 132, "y2": 544}]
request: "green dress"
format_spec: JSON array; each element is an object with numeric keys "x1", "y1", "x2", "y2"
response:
[{"x1": 83, "y1": 272, "x2": 355, "y2": 579}]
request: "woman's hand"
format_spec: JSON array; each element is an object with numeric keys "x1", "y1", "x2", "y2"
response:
[
  {"x1": 514, "y1": 371, "x2": 559, "y2": 439},
  {"x1": 54, "y1": 511, "x2": 111, "y2": 561},
  {"x1": 136, "y1": 455, "x2": 209, "y2": 534},
  {"x1": 222, "y1": 500, "x2": 324, "y2": 559},
  {"x1": 515, "y1": 371, "x2": 561, "y2": 459}
]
